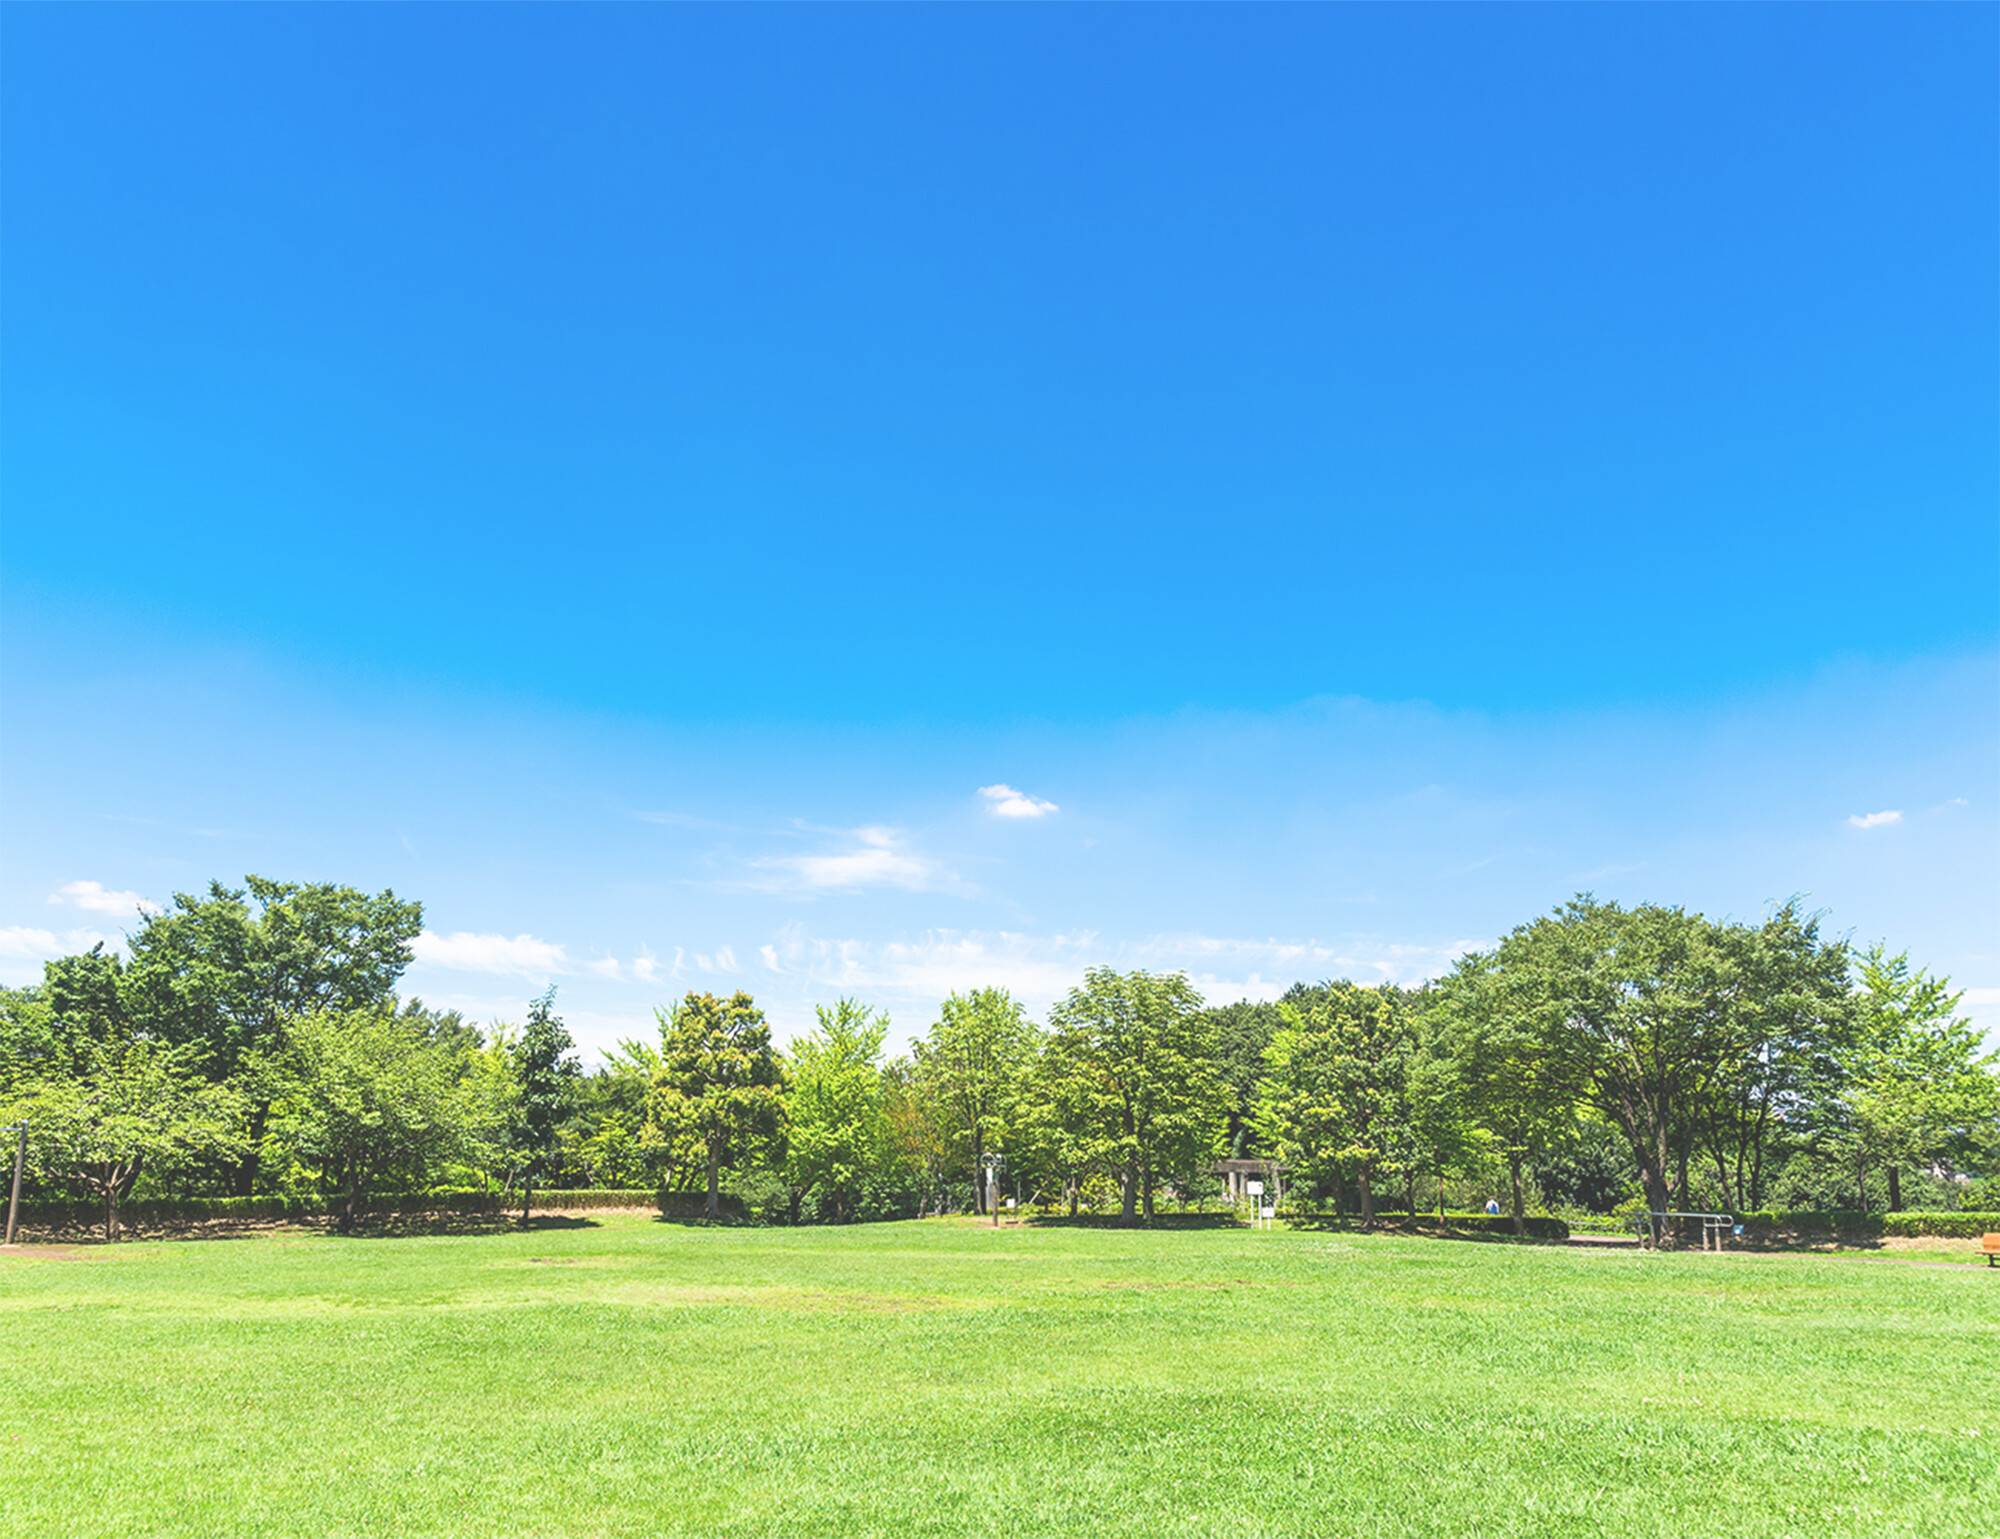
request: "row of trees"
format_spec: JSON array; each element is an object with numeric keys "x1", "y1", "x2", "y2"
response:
[{"x1": 3, "y1": 878, "x2": 1995, "y2": 1238}]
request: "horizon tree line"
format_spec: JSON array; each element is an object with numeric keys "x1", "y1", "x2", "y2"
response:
[{"x1": 3, "y1": 876, "x2": 1996, "y2": 1238}]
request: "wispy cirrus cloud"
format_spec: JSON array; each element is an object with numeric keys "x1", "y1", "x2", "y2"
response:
[
  {"x1": 978, "y1": 783, "x2": 1059, "y2": 819},
  {"x1": 749, "y1": 826, "x2": 955, "y2": 896},
  {"x1": 752, "y1": 925, "x2": 1480, "y2": 1021},
  {"x1": 49, "y1": 880, "x2": 159, "y2": 918},
  {"x1": 1847, "y1": 809, "x2": 1903, "y2": 830}
]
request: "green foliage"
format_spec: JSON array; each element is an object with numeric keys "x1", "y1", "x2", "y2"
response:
[
  {"x1": 785, "y1": 998, "x2": 896, "y2": 1221},
  {"x1": 268, "y1": 1008, "x2": 496, "y2": 1232},
  {"x1": 1843, "y1": 943, "x2": 2000, "y2": 1210},
  {"x1": 1043, "y1": 967, "x2": 1228, "y2": 1222},
  {"x1": 509, "y1": 989, "x2": 582, "y2": 1210},
  {"x1": 653, "y1": 991, "x2": 785, "y2": 1218},
  {"x1": 1260, "y1": 981, "x2": 1421, "y2": 1221},
  {"x1": 912, "y1": 987, "x2": 1041, "y2": 1212},
  {"x1": 5, "y1": 1041, "x2": 244, "y2": 1240}
]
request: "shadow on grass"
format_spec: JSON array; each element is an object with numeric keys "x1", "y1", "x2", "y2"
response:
[
  {"x1": 1023, "y1": 1212, "x2": 1248, "y2": 1230},
  {"x1": 1280, "y1": 1216, "x2": 1564, "y2": 1245}
]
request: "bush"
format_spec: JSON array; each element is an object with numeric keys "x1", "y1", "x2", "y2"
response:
[
  {"x1": 657, "y1": 1190, "x2": 750, "y2": 1220},
  {"x1": 1732, "y1": 1210, "x2": 2000, "y2": 1238},
  {"x1": 15, "y1": 1188, "x2": 673, "y2": 1229}
]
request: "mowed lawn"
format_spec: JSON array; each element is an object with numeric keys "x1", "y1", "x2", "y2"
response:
[{"x1": 3, "y1": 1216, "x2": 1994, "y2": 1538}]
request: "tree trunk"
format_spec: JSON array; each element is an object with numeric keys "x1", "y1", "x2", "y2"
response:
[
  {"x1": 1404, "y1": 1168, "x2": 1417, "y2": 1220},
  {"x1": 1887, "y1": 1164, "x2": 1902, "y2": 1213},
  {"x1": 1508, "y1": 1151, "x2": 1525, "y2": 1237},
  {"x1": 1358, "y1": 1163, "x2": 1375, "y2": 1226},
  {"x1": 705, "y1": 1143, "x2": 721, "y2": 1220},
  {"x1": 1067, "y1": 1175, "x2": 1079, "y2": 1217},
  {"x1": 971, "y1": 1128, "x2": 985, "y2": 1214},
  {"x1": 522, "y1": 1176, "x2": 533, "y2": 1225},
  {"x1": 1119, "y1": 1161, "x2": 1138, "y2": 1223},
  {"x1": 341, "y1": 1168, "x2": 362, "y2": 1235},
  {"x1": 235, "y1": 1099, "x2": 271, "y2": 1198},
  {"x1": 1141, "y1": 1167, "x2": 1155, "y2": 1223},
  {"x1": 105, "y1": 1184, "x2": 116, "y2": 1244}
]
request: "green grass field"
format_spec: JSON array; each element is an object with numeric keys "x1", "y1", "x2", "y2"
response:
[{"x1": 3, "y1": 1215, "x2": 1994, "y2": 1538}]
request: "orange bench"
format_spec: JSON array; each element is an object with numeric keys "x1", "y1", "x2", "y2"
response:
[{"x1": 1981, "y1": 1233, "x2": 2000, "y2": 1267}]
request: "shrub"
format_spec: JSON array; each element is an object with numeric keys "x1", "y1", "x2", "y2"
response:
[{"x1": 657, "y1": 1190, "x2": 750, "y2": 1220}]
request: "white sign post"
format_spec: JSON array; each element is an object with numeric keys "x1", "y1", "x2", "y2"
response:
[{"x1": 1246, "y1": 1180, "x2": 1266, "y2": 1230}]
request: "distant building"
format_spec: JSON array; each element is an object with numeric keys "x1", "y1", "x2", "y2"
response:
[{"x1": 1214, "y1": 1157, "x2": 1286, "y2": 1206}]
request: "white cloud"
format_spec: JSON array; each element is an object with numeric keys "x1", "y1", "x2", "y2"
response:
[
  {"x1": 979, "y1": 783, "x2": 1059, "y2": 819},
  {"x1": 0, "y1": 925, "x2": 118, "y2": 981},
  {"x1": 754, "y1": 925, "x2": 1477, "y2": 1023},
  {"x1": 670, "y1": 945, "x2": 739, "y2": 979},
  {"x1": 631, "y1": 952, "x2": 662, "y2": 985},
  {"x1": 408, "y1": 930, "x2": 572, "y2": 979},
  {"x1": 752, "y1": 826, "x2": 951, "y2": 895},
  {"x1": 48, "y1": 880, "x2": 159, "y2": 918},
  {"x1": 1847, "y1": 809, "x2": 1903, "y2": 829}
]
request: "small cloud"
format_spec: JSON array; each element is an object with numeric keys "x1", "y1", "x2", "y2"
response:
[
  {"x1": 979, "y1": 784, "x2": 1059, "y2": 819},
  {"x1": 631, "y1": 952, "x2": 662, "y2": 985},
  {"x1": 582, "y1": 957, "x2": 623, "y2": 981},
  {"x1": 49, "y1": 880, "x2": 159, "y2": 918},
  {"x1": 760, "y1": 944, "x2": 783, "y2": 973},
  {"x1": 755, "y1": 827, "x2": 950, "y2": 894},
  {"x1": 0, "y1": 925, "x2": 115, "y2": 966},
  {"x1": 1847, "y1": 810, "x2": 1903, "y2": 830},
  {"x1": 408, "y1": 931, "x2": 570, "y2": 979}
]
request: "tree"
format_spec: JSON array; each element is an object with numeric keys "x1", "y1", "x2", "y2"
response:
[
  {"x1": 784, "y1": 999, "x2": 893, "y2": 1222},
  {"x1": 653, "y1": 991, "x2": 785, "y2": 1219},
  {"x1": 269, "y1": 1008, "x2": 490, "y2": 1233},
  {"x1": 123, "y1": 877, "x2": 423, "y2": 1193},
  {"x1": 1845, "y1": 945, "x2": 2000, "y2": 1210},
  {"x1": 1043, "y1": 968, "x2": 1227, "y2": 1223},
  {"x1": 1259, "y1": 982, "x2": 1418, "y2": 1224},
  {"x1": 510, "y1": 989, "x2": 581, "y2": 1221},
  {"x1": 1478, "y1": 896, "x2": 1848, "y2": 1242},
  {"x1": 913, "y1": 988, "x2": 1040, "y2": 1214},
  {"x1": 1202, "y1": 1000, "x2": 1285, "y2": 1159},
  {"x1": 1429, "y1": 963, "x2": 1580, "y2": 1234},
  {"x1": 8, "y1": 1043, "x2": 243, "y2": 1241}
]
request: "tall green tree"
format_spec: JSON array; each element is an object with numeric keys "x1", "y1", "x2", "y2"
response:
[
  {"x1": 1202, "y1": 999, "x2": 1285, "y2": 1159},
  {"x1": 913, "y1": 988, "x2": 1040, "y2": 1213},
  {"x1": 1429, "y1": 963, "x2": 1580, "y2": 1233},
  {"x1": 1043, "y1": 968, "x2": 1226, "y2": 1222},
  {"x1": 1845, "y1": 944, "x2": 2000, "y2": 1210},
  {"x1": 1259, "y1": 982, "x2": 1419, "y2": 1223},
  {"x1": 1478, "y1": 896, "x2": 1849, "y2": 1236},
  {"x1": 784, "y1": 999, "x2": 893, "y2": 1222},
  {"x1": 123, "y1": 877, "x2": 423, "y2": 1193},
  {"x1": 7, "y1": 1042, "x2": 244, "y2": 1241},
  {"x1": 268, "y1": 1007, "x2": 492, "y2": 1234},
  {"x1": 510, "y1": 989, "x2": 582, "y2": 1220},
  {"x1": 653, "y1": 991, "x2": 785, "y2": 1219}
]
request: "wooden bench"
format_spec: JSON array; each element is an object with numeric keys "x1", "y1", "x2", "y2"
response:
[{"x1": 1981, "y1": 1233, "x2": 2000, "y2": 1267}]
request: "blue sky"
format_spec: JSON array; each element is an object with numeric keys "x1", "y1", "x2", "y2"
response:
[{"x1": 4, "y1": 6, "x2": 1994, "y2": 1054}]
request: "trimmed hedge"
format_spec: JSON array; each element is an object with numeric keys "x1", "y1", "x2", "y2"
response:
[
  {"x1": 1735, "y1": 1210, "x2": 2000, "y2": 1239},
  {"x1": 15, "y1": 1188, "x2": 681, "y2": 1228}
]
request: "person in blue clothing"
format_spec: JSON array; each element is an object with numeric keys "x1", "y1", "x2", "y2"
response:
[{"x1": 1485, "y1": 1198, "x2": 1500, "y2": 1215}]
